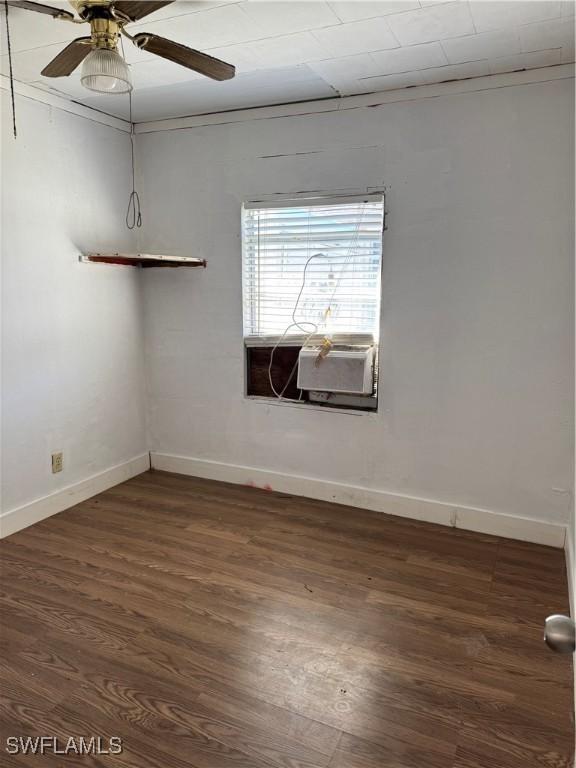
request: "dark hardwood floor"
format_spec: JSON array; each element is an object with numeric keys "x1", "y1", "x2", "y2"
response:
[{"x1": 0, "y1": 470, "x2": 573, "y2": 767}]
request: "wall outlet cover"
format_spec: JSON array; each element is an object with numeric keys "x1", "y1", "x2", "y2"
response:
[{"x1": 52, "y1": 452, "x2": 63, "y2": 474}]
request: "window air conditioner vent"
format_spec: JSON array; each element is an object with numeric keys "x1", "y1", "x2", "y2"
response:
[{"x1": 297, "y1": 346, "x2": 374, "y2": 395}]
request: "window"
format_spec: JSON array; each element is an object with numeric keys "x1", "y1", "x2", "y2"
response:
[{"x1": 242, "y1": 194, "x2": 384, "y2": 409}]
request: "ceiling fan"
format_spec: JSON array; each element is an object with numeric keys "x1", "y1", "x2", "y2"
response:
[{"x1": 6, "y1": 0, "x2": 236, "y2": 94}]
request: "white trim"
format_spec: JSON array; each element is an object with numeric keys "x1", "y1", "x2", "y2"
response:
[
  {"x1": 243, "y1": 193, "x2": 384, "y2": 210},
  {"x1": 566, "y1": 529, "x2": 575, "y2": 620},
  {"x1": 2, "y1": 65, "x2": 571, "y2": 134},
  {"x1": 0, "y1": 453, "x2": 150, "y2": 538},
  {"x1": 0, "y1": 76, "x2": 130, "y2": 132},
  {"x1": 566, "y1": 520, "x2": 575, "y2": 761},
  {"x1": 135, "y1": 64, "x2": 575, "y2": 135},
  {"x1": 150, "y1": 452, "x2": 567, "y2": 548},
  {"x1": 244, "y1": 333, "x2": 375, "y2": 347},
  {"x1": 244, "y1": 394, "x2": 377, "y2": 416}
]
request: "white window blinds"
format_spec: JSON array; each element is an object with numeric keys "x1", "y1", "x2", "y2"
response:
[{"x1": 242, "y1": 196, "x2": 383, "y2": 345}]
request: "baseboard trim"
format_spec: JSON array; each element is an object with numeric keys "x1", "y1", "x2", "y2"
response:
[
  {"x1": 566, "y1": 528, "x2": 575, "y2": 619},
  {"x1": 0, "y1": 453, "x2": 151, "y2": 538},
  {"x1": 150, "y1": 452, "x2": 566, "y2": 548}
]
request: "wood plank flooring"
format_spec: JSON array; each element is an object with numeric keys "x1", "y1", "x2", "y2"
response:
[{"x1": 0, "y1": 470, "x2": 573, "y2": 767}]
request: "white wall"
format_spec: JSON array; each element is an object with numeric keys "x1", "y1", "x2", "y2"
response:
[
  {"x1": 1, "y1": 93, "x2": 147, "y2": 525},
  {"x1": 139, "y1": 73, "x2": 574, "y2": 535}
]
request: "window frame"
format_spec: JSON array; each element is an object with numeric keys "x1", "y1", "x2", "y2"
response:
[{"x1": 241, "y1": 192, "x2": 385, "y2": 412}]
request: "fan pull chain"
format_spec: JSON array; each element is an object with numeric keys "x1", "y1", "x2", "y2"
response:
[
  {"x1": 3, "y1": 0, "x2": 17, "y2": 139},
  {"x1": 125, "y1": 63, "x2": 141, "y2": 230}
]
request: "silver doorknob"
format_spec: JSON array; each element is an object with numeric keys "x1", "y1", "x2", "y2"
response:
[{"x1": 544, "y1": 614, "x2": 575, "y2": 653}]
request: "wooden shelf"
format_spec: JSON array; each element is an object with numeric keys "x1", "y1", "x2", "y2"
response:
[{"x1": 81, "y1": 253, "x2": 206, "y2": 268}]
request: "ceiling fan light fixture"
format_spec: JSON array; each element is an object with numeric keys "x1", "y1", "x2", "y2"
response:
[{"x1": 80, "y1": 48, "x2": 132, "y2": 94}]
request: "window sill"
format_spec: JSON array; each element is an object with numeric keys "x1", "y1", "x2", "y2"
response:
[{"x1": 244, "y1": 395, "x2": 378, "y2": 416}]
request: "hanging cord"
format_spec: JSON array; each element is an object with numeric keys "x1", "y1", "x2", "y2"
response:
[
  {"x1": 122, "y1": 40, "x2": 141, "y2": 229},
  {"x1": 267, "y1": 204, "x2": 368, "y2": 400},
  {"x1": 267, "y1": 253, "x2": 328, "y2": 400},
  {"x1": 125, "y1": 88, "x2": 141, "y2": 229},
  {"x1": 268, "y1": 208, "x2": 320, "y2": 400},
  {"x1": 3, "y1": 0, "x2": 17, "y2": 139}
]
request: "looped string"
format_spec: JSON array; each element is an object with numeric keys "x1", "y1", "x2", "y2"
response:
[
  {"x1": 126, "y1": 189, "x2": 142, "y2": 229},
  {"x1": 122, "y1": 39, "x2": 141, "y2": 230}
]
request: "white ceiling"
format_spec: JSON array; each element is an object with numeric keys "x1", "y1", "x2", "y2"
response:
[{"x1": 1, "y1": 0, "x2": 574, "y2": 122}]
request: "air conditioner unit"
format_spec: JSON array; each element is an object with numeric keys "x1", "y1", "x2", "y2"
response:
[{"x1": 297, "y1": 346, "x2": 374, "y2": 395}]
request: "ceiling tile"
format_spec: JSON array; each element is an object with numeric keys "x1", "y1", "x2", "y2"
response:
[
  {"x1": 352, "y1": 69, "x2": 425, "y2": 92},
  {"x1": 371, "y1": 41, "x2": 448, "y2": 72},
  {"x1": 206, "y1": 42, "x2": 262, "y2": 73},
  {"x1": 419, "y1": 58, "x2": 491, "y2": 83},
  {"x1": 387, "y1": 2, "x2": 475, "y2": 46},
  {"x1": 1, "y1": 0, "x2": 571, "y2": 122},
  {"x1": 126, "y1": 0, "x2": 235, "y2": 24},
  {"x1": 516, "y1": 47, "x2": 565, "y2": 69},
  {"x1": 327, "y1": 1, "x2": 419, "y2": 23},
  {"x1": 486, "y1": 52, "x2": 524, "y2": 75},
  {"x1": 131, "y1": 56, "x2": 205, "y2": 88},
  {"x1": 469, "y1": 1, "x2": 562, "y2": 33},
  {"x1": 125, "y1": 65, "x2": 335, "y2": 120},
  {"x1": 309, "y1": 53, "x2": 379, "y2": 83},
  {"x1": 245, "y1": 31, "x2": 332, "y2": 68},
  {"x1": 227, "y1": 63, "x2": 331, "y2": 87},
  {"x1": 488, "y1": 48, "x2": 563, "y2": 74},
  {"x1": 1, "y1": 3, "x2": 73, "y2": 53},
  {"x1": 129, "y1": 3, "x2": 261, "y2": 48},
  {"x1": 518, "y1": 17, "x2": 575, "y2": 52},
  {"x1": 239, "y1": 1, "x2": 341, "y2": 36},
  {"x1": 120, "y1": 40, "x2": 156, "y2": 65},
  {"x1": 441, "y1": 27, "x2": 521, "y2": 64},
  {"x1": 0, "y1": 44, "x2": 58, "y2": 82},
  {"x1": 312, "y1": 16, "x2": 399, "y2": 57}
]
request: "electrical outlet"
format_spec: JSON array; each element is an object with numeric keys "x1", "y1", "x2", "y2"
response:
[{"x1": 51, "y1": 452, "x2": 63, "y2": 474}]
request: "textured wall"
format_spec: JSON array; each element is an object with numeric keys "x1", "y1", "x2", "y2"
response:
[{"x1": 1, "y1": 94, "x2": 147, "y2": 516}]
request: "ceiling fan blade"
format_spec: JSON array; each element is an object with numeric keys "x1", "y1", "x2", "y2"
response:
[
  {"x1": 6, "y1": 0, "x2": 74, "y2": 18},
  {"x1": 41, "y1": 37, "x2": 92, "y2": 77},
  {"x1": 133, "y1": 33, "x2": 235, "y2": 81},
  {"x1": 113, "y1": 1, "x2": 174, "y2": 22}
]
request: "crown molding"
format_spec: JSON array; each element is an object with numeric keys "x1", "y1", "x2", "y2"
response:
[
  {"x1": 1, "y1": 63, "x2": 573, "y2": 136},
  {"x1": 0, "y1": 75, "x2": 131, "y2": 132},
  {"x1": 134, "y1": 63, "x2": 575, "y2": 135}
]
